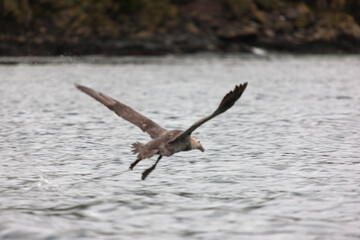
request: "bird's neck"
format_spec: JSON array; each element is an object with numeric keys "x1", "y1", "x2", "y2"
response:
[{"x1": 190, "y1": 138, "x2": 198, "y2": 150}]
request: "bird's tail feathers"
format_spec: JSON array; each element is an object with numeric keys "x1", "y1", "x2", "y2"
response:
[{"x1": 131, "y1": 142, "x2": 144, "y2": 155}]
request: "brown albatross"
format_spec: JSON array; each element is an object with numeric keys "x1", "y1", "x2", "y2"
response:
[{"x1": 75, "y1": 82, "x2": 247, "y2": 180}]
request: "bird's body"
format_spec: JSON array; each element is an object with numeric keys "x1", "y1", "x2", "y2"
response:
[
  {"x1": 133, "y1": 130, "x2": 187, "y2": 157},
  {"x1": 75, "y1": 82, "x2": 247, "y2": 180}
]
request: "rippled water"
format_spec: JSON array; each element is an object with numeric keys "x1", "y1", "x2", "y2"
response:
[{"x1": 1, "y1": 54, "x2": 359, "y2": 240}]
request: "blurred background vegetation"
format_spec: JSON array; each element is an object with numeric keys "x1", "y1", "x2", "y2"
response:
[{"x1": 1, "y1": 0, "x2": 360, "y2": 55}]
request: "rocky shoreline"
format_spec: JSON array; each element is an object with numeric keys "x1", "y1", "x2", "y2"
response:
[{"x1": 1, "y1": 0, "x2": 360, "y2": 55}]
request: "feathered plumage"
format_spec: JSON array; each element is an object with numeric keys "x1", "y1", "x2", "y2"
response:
[{"x1": 75, "y1": 82, "x2": 248, "y2": 180}]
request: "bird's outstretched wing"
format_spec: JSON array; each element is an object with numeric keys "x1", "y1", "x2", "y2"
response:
[
  {"x1": 171, "y1": 82, "x2": 248, "y2": 142},
  {"x1": 75, "y1": 84, "x2": 167, "y2": 139}
]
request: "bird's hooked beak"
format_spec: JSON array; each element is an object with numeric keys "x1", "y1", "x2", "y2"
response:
[{"x1": 198, "y1": 144, "x2": 205, "y2": 152}]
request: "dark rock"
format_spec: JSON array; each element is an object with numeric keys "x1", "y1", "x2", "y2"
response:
[
  {"x1": 1, "y1": 0, "x2": 360, "y2": 55},
  {"x1": 217, "y1": 26, "x2": 259, "y2": 41}
]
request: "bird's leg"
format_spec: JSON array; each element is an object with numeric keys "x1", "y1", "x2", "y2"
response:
[
  {"x1": 129, "y1": 158, "x2": 141, "y2": 170},
  {"x1": 142, "y1": 155, "x2": 162, "y2": 180}
]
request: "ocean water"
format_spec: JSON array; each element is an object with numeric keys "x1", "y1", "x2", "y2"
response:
[{"x1": 0, "y1": 54, "x2": 359, "y2": 240}]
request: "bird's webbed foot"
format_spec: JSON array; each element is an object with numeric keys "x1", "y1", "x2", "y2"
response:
[
  {"x1": 129, "y1": 159, "x2": 141, "y2": 170},
  {"x1": 141, "y1": 155, "x2": 162, "y2": 180}
]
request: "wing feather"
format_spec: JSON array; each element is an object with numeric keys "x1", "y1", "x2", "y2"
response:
[
  {"x1": 171, "y1": 82, "x2": 247, "y2": 142},
  {"x1": 75, "y1": 84, "x2": 167, "y2": 139}
]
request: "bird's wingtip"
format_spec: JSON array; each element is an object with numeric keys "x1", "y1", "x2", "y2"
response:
[
  {"x1": 237, "y1": 82, "x2": 248, "y2": 91},
  {"x1": 240, "y1": 82, "x2": 248, "y2": 88},
  {"x1": 74, "y1": 83, "x2": 85, "y2": 91}
]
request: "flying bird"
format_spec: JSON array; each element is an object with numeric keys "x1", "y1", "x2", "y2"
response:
[{"x1": 75, "y1": 82, "x2": 247, "y2": 180}]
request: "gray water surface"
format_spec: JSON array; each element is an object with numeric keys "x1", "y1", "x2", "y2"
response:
[{"x1": 1, "y1": 54, "x2": 360, "y2": 240}]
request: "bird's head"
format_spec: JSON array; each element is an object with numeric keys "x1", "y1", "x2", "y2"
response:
[{"x1": 191, "y1": 137, "x2": 204, "y2": 152}]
